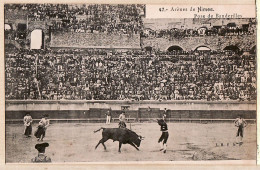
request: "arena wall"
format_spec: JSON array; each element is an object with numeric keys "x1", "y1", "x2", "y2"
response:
[
  {"x1": 50, "y1": 32, "x2": 141, "y2": 49},
  {"x1": 5, "y1": 100, "x2": 256, "y2": 121},
  {"x1": 143, "y1": 34, "x2": 256, "y2": 51}
]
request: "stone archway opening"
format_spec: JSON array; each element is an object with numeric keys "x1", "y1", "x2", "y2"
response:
[
  {"x1": 4, "y1": 24, "x2": 12, "y2": 40},
  {"x1": 4, "y1": 24, "x2": 12, "y2": 30},
  {"x1": 145, "y1": 46, "x2": 153, "y2": 52},
  {"x1": 30, "y1": 29, "x2": 44, "y2": 49},
  {"x1": 17, "y1": 23, "x2": 27, "y2": 39},
  {"x1": 167, "y1": 45, "x2": 183, "y2": 52},
  {"x1": 223, "y1": 45, "x2": 240, "y2": 53},
  {"x1": 194, "y1": 46, "x2": 211, "y2": 51}
]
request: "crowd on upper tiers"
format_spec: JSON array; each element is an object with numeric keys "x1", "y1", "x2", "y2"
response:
[
  {"x1": 5, "y1": 48, "x2": 256, "y2": 101},
  {"x1": 4, "y1": 4, "x2": 256, "y2": 101},
  {"x1": 141, "y1": 21, "x2": 256, "y2": 39},
  {"x1": 5, "y1": 4, "x2": 145, "y2": 35}
]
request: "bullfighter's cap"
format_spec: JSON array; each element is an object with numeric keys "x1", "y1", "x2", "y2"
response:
[{"x1": 35, "y1": 143, "x2": 49, "y2": 152}]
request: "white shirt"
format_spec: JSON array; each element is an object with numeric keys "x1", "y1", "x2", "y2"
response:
[
  {"x1": 119, "y1": 114, "x2": 126, "y2": 122},
  {"x1": 39, "y1": 118, "x2": 50, "y2": 128},
  {"x1": 24, "y1": 115, "x2": 32, "y2": 126}
]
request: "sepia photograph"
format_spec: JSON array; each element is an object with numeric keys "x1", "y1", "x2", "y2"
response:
[{"x1": 3, "y1": 3, "x2": 257, "y2": 164}]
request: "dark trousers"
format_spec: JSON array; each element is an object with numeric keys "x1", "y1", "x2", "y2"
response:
[
  {"x1": 237, "y1": 125, "x2": 243, "y2": 137},
  {"x1": 158, "y1": 131, "x2": 169, "y2": 144},
  {"x1": 24, "y1": 125, "x2": 32, "y2": 136},
  {"x1": 34, "y1": 126, "x2": 46, "y2": 139},
  {"x1": 119, "y1": 121, "x2": 126, "y2": 128}
]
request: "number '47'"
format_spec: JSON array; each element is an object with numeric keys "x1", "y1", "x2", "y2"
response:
[{"x1": 159, "y1": 8, "x2": 166, "y2": 12}]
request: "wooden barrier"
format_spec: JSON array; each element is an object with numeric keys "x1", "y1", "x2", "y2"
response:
[
  {"x1": 5, "y1": 100, "x2": 256, "y2": 122},
  {"x1": 6, "y1": 118, "x2": 256, "y2": 124}
]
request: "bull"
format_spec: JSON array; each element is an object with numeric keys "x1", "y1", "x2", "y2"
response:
[{"x1": 94, "y1": 128, "x2": 144, "y2": 152}]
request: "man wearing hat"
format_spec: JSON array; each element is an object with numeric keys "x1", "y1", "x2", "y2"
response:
[{"x1": 31, "y1": 142, "x2": 51, "y2": 162}]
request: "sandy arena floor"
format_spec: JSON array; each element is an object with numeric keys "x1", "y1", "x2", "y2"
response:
[{"x1": 5, "y1": 122, "x2": 256, "y2": 163}]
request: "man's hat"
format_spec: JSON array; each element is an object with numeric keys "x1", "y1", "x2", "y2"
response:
[
  {"x1": 43, "y1": 114, "x2": 49, "y2": 118},
  {"x1": 35, "y1": 143, "x2": 49, "y2": 152}
]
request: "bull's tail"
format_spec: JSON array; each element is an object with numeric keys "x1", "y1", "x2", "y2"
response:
[{"x1": 93, "y1": 127, "x2": 105, "y2": 133}]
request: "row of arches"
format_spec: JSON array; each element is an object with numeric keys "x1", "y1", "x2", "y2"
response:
[
  {"x1": 6, "y1": 25, "x2": 256, "y2": 53},
  {"x1": 145, "y1": 45, "x2": 256, "y2": 53},
  {"x1": 167, "y1": 45, "x2": 212, "y2": 52}
]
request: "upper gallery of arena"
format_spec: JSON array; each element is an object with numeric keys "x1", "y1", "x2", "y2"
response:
[
  {"x1": 4, "y1": 4, "x2": 257, "y2": 101},
  {"x1": 4, "y1": 4, "x2": 144, "y2": 49}
]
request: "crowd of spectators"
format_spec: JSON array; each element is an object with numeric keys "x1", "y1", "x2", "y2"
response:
[
  {"x1": 4, "y1": 5, "x2": 256, "y2": 101},
  {"x1": 5, "y1": 4, "x2": 144, "y2": 35},
  {"x1": 142, "y1": 21, "x2": 256, "y2": 39},
  {"x1": 5, "y1": 48, "x2": 256, "y2": 101}
]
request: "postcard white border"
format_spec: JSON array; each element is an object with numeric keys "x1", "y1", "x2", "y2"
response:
[{"x1": 0, "y1": 0, "x2": 258, "y2": 169}]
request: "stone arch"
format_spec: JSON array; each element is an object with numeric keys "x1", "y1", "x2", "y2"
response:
[
  {"x1": 4, "y1": 23, "x2": 12, "y2": 30},
  {"x1": 17, "y1": 23, "x2": 27, "y2": 39},
  {"x1": 223, "y1": 45, "x2": 240, "y2": 53},
  {"x1": 144, "y1": 46, "x2": 153, "y2": 52},
  {"x1": 194, "y1": 45, "x2": 211, "y2": 51},
  {"x1": 30, "y1": 29, "x2": 44, "y2": 49},
  {"x1": 4, "y1": 23, "x2": 13, "y2": 40},
  {"x1": 167, "y1": 45, "x2": 184, "y2": 52}
]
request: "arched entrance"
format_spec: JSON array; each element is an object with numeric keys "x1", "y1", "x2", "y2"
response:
[
  {"x1": 4, "y1": 24, "x2": 12, "y2": 40},
  {"x1": 30, "y1": 29, "x2": 44, "y2": 49},
  {"x1": 17, "y1": 23, "x2": 27, "y2": 39},
  {"x1": 167, "y1": 45, "x2": 183, "y2": 52},
  {"x1": 144, "y1": 46, "x2": 153, "y2": 52},
  {"x1": 4, "y1": 24, "x2": 12, "y2": 30},
  {"x1": 194, "y1": 46, "x2": 211, "y2": 51},
  {"x1": 223, "y1": 45, "x2": 240, "y2": 53}
]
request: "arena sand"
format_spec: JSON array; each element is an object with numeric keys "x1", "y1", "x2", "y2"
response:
[{"x1": 5, "y1": 122, "x2": 256, "y2": 163}]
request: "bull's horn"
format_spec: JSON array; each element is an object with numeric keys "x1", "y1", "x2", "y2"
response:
[{"x1": 139, "y1": 136, "x2": 145, "y2": 140}]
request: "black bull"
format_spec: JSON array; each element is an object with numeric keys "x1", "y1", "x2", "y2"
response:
[{"x1": 94, "y1": 128, "x2": 144, "y2": 152}]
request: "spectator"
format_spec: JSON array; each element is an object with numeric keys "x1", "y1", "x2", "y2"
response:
[
  {"x1": 31, "y1": 142, "x2": 51, "y2": 163},
  {"x1": 4, "y1": 46, "x2": 256, "y2": 101}
]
